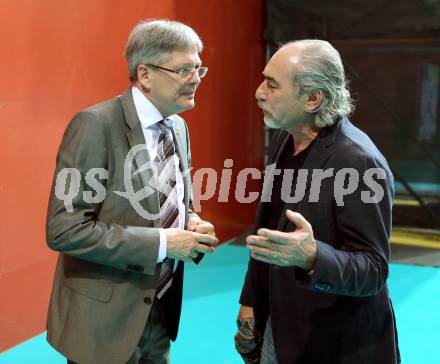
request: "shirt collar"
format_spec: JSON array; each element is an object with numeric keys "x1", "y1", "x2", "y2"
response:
[{"x1": 131, "y1": 86, "x2": 175, "y2": 129}]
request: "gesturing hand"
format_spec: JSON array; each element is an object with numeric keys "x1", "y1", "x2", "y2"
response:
[
  {"x1": 246, "y1": 209, "x2": 317, "y2": 271},
  {"x1": 165, "y1": 228, "x2": 218, "y2": 262}
]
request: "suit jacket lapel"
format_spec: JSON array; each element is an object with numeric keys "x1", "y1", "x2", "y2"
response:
[
  {"x1": 171, "y1": 124, "x2": 192, "y2": 226},
  {"x1": 120, "y1": 89, "x2": 161, "y2": 226},
  {"x1": 170, "y1": 126, "x2": 186, "y2": 174}
]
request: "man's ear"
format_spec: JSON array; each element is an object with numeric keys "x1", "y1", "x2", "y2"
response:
[
  {"x1": 305, "y1": 90, "x2": 323, "y2": 113},
  {"x1": 137, "y1": 64, "x2": 151, "y2": 91}
]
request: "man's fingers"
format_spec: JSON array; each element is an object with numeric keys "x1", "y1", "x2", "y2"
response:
[
  {"x1": 194, "y1": 232, "x2": 218, "y2": 245},
  {"x1": 246, "y1": 234, "x2": 268, "y2": 244},
  {"x1": 250, "y1": 251, "x2": 273, "y2": 264},
  {"x1": 187, "y1": 217, "x2": 199, "y2": 231},
  {"x1": 247, "y1": 244, "x2": 276, "y2": 259},
  {"x1": 188, "y1": 218, "x2": 216, "y2": 236},
  {"x1": 195, "y1": 243, "x2": 215, "y2": 254},
  {"x1": 257, "y1": 228, "x2": 289, "y2": 243},
  {"x1": 286, "y1": 209, "x2": 310, "y2": 231},
  {"x1": 247, "y1": 237, "x2": 281, "y2": 251},
  {"x1": 187, "y1": 223, "x2": 196, "y2": 232},
  {"x1": 195, "y1": 221, "x2": 215, "y2": 236}
]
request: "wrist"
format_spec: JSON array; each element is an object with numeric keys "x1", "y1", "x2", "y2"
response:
[
  {"x1": 239, "y1": 305, "x2": 254, "y2": 320},
  {"x1": 302, "y1": 239, "x2": 317, "y2": 272}
]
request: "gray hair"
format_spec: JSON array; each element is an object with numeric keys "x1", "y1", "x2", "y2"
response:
[
  {"x1": 282, "y1": 40, "x2": 354, "y2": 128},
  {"x1": 125, "y1": 19, "x2": 203, "y2": 82}
]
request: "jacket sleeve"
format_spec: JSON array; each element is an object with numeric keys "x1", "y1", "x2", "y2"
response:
[
  {"x1": 46, "y1": 110, "x2": 160, "y2": 275},
  {"x1": 296, "y1": 154, "x2": 394, "y2": 297}
]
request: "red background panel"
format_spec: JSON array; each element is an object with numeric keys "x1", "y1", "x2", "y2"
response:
[{"x1": 0, "y1": 0, "x2": 264, "y2": 350}]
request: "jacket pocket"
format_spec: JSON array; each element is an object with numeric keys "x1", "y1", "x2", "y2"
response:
[{"x1": 63, "y1": 277, "x2": 114, "y2": 303}]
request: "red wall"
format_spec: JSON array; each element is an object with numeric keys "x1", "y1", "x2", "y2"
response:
[{"x1": 0, "y1": 0, "x2": 264, "y2": 351}]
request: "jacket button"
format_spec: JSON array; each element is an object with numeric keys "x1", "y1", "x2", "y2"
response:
[
  {"x1": 314, "y1": 281, "x2": 332, "y2": 291},
  {"x1": 144, "y1": 297, "x2": 152, "y2": 305}
]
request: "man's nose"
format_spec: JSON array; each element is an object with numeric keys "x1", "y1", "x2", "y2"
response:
[
  {"x1": 189, "y1": 70, "x2": 202, "y2": 84},
  {"x1": 255, "y1": 82, "x2": 266, "y2": 101}
]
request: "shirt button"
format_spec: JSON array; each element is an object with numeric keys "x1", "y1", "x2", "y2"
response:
[{"x1": 144, "y1": 297, "x2": 152, "y2": 305}]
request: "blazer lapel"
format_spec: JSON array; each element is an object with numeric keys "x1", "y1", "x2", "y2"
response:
[
  {"x1": 171, "y1": 125, "x2": 187, "y2": 175},
  {"x1": 120, "y1": 89, "x2": 160, "y2": 226},
  {"x1": 171, "y1": 124, "x2": 191, "y2": 225}
]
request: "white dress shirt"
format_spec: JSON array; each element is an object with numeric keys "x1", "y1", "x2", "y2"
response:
[{"x1": 131, "y1": 86, "x2": 185, "y2": 262}]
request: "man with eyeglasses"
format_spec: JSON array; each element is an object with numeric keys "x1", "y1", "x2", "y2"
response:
[{"x1": 45, "y1": 20, "x2": 216, "y2": 364}]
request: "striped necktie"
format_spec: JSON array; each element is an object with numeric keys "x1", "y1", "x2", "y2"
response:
[{"x1": 155, "y1": 119, "x2": 178, "y2": 299}]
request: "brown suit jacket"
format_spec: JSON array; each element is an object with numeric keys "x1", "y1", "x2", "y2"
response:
[{"x1": 46, "y1": 88, "x2": 197, "y2": 364}]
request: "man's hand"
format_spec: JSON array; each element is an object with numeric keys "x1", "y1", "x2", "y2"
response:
[
  {"x1": 246, "y1": 209, "x2": 317, "y2": 271},
  {"x1": 165, "y1": 228, "x2": 218, "y2": 262},
  {"x1": 187, "y1": 217, "x2": 216, "y2": 237},
  {"x1": 238, "y1": 305, "x2": 254, "y2": 320},
  {"x1": 235, "y1": 305, "x2": 261, "y2": 363}
]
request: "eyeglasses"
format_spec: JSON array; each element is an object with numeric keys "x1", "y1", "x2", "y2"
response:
[{"x1": 145, "y1": 64, "x2": 208, "y2": 80}]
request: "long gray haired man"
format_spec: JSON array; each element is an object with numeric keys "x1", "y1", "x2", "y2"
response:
[{"x1": 235, "y1": 40, "x2": 399, "y2": 364}]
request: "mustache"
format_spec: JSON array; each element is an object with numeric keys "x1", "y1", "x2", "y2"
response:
[
  {"x1": 181, "y1": 88, "x2": 197, "y2": 93},
  {"x1": 257, "y1": 102, "x2": 270, "y2": 112}
]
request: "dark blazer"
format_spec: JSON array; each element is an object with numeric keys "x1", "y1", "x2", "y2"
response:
[
  {"x1": 46, "y1": 89, "x2": 198, "y2": 364},
  {"x1": 240, "y1": 118, "x2": 400, "y2": 364}
]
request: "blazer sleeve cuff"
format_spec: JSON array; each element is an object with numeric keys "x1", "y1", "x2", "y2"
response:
[{"x1": 294, "y1": 240, "x2": 335, "y2": 293}]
